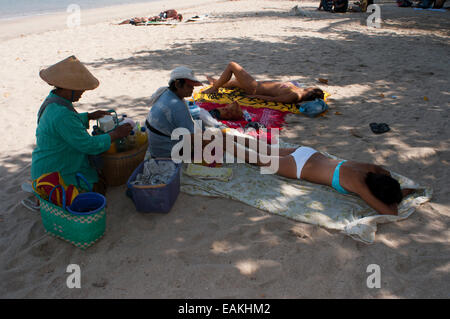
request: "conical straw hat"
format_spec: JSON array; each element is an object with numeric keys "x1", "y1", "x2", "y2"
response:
[{"x1": 39, "y1": 55, "x2": 99, "y2": 90}]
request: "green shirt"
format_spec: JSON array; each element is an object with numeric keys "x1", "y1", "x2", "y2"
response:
[{"x1": 31, "y1": 92, "x2": 111, "y2": 186}]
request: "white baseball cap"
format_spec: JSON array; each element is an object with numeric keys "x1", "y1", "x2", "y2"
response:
[{"x1": 169, "y1": 66, "x2": 202, "y2": 86}]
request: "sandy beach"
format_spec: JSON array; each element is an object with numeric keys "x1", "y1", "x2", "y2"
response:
[{"x1": 0, "y1": 0, "x2": 449, "y2": 298}]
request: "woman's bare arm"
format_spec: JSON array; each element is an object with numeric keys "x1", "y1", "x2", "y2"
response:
[{"x1": 357, "y1": 185, "x2": 399, "y2": 215}]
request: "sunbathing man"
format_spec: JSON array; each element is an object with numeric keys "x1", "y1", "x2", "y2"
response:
[
  {"x1": 228, "y1": 140, "x2": 414, "y2": 215},
  {"x1": 203, "y1": 61, "x2": 324, "y2": 105},
  {"x1": 119, "y1": 9, "x2": 182, "y2": 25}
]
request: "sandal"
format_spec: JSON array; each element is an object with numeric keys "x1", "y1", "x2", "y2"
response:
[
  {"x1": 369, "y1": 122, "x2": 390, "y2": 134},
  {"x1": 21, "y1": 196, "x2": 40, "y2": 212},
  {"x1": 21, "y1": 181, "x2": 40, "y2": 212}
]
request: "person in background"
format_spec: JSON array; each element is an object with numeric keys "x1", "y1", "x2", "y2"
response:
[
  {"x1": 32, "y1": 56, "x2": 132, "y2": 194},
  {"x1": 319, "y1": 0, "x2": 349, "y2": 12},
  {"x1": 318, "y1": 0, "x2": 335, "y2": 11},
  {"x1": 432, "y1": 0, "x2": 446, "y2": 8},
  {"x1": 396, "y1": 0, "x2": 413, "y2": 7},
  {"x1": 334, "y1": 0, "x2": 349, "y2": 12},
  {"x1": 156, "y1": 9, "x2": 182, "y2": 21},
  {"x1": 119, "y1": 9, "x2": 183, "y2": 25},
  {"x1": 413, "y1": 0, "x2": 447, "y2": 8}
]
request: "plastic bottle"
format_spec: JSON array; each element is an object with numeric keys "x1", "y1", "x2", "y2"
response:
[
  {"x1": 137, "y1": 127, "x2": 148, "y2": 146},
  {"x1": 126, "y1": 130, "x2": 136, "y2": 151},
  {"x1": 188, "y1": 100, "x2": 201, "y2": 120},
  {"x1": 243, "y1": 110, "x2": 252, "y2": 122},
  {"x1": 105, "y1": 141, "x2": 117, "y2": 154}
]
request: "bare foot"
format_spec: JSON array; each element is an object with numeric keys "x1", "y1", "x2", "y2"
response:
[
  {"x1": 203, "y1": 86, "x2": 218, "y2": 94},
  {"x1": 206, "y1": 75, "x2": 216, "y2": 85},
  {"x1": 203, "y1": 75, "x2": 219, "y2": 94}
]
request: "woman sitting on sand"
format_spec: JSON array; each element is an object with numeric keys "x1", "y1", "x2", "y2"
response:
[
  {"x1": 203, "y1": 61, "x2": 324, "y2": 105},
  {"x1": 119, "y1": 9, "x2": 183, "y2": 25},
  {"x1": 229, "y1": 140, "x2": 414, "y2": 215},
  {"x1": 32, "y1": 56, "x2": 132, "y2": 194}
]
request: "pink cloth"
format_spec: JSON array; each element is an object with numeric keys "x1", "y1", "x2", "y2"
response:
[
  {"x1": 196, "y1": 102, "x2": 287, "y2": 144},
  {"x1": 196, "y1": 102, "x2": 289, "y2": 144},
  {"x1": 197, "y1": 102, "x2": 287, "y2": 128}
]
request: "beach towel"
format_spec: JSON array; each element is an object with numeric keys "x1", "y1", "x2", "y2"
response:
[
  {"x1": 136, "y1": 14, "x2": 210, "y2": 26},
  {"x1": 194, "y1": 87, "x2": 301, "y2": 114},
  {"x1": 136, "y1": 21, "x2": 180, "y2": 26},
  {"x1": 181, "y1": 140, "x2": 432, "y2": 244},
  {"x1": 185, "y1": 164, "x2": 233, "y2": 182},
  {"x1": 196, "y1": 101, "x2": 287, "y2": 129},
  {"x1": 194, "y1": 87, "x2": 331, "y2": 116},
  {"x1": 194, "y1": 101, "x2": 286, "y2": 144}
]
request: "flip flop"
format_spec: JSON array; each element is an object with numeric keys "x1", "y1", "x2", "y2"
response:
[
  {"x1": 21, "y1": 181, "x2": 40, "y2": 212},
  {"x1": 370, "y1": 122, "x2": 390, "y2": 134},
  {"x1": 21, "y1": 196, "x2": 40, "y2": 212}
]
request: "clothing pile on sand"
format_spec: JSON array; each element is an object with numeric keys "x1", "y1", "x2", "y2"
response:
[{"x1": 131, "y1": 159, "x2": 176, "y2": 185}]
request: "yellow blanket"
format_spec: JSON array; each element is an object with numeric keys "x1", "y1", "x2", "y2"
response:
[
  {"x1": 193, "y1": 87, "x2": 330, "y2": 115},
  {"x1": 194, "y1": 87, "x2": 299, "y2": 113}
]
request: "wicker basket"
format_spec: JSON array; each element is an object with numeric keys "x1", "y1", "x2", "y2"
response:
[
  {"x1": 101, "y1": 142, "x2": 148, "y2": 186},
  {"x1": 37, "y1": 192, "x2": 106, "y2": 249}
]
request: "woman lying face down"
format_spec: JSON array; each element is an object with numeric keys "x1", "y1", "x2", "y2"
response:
[
  {"x1": 226, "y1": 139, "x2": 414, "y2": 216},
  {"x1": 203, "y1": 61, "x2": 324, "y2": 105}
]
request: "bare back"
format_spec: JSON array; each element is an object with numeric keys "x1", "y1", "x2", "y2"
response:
[
  {"x1": 299, "y1": 153, "x2": 388, "y2": 193},
  {"x1": 276, "y1": 152, "x2": 399, "y2": 215},
  {"x1": 256, "y1": 81, "x2": 303, "y2": 101}
]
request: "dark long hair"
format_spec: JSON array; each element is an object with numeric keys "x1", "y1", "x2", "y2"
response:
[{"x1": 301, "y1": 88, "x2": 324, "y2": 102}]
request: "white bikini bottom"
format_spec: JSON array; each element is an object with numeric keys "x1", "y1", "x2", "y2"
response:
[{"x1": 290, "y1": 146, "x2": 318, "y2": 179}]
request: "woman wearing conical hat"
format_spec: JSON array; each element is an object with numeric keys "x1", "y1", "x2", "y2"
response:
[{"x1": 31, "y1": 56, "x2": 132, "y2": 194}]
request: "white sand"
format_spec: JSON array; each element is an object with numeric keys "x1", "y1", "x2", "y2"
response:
[{"x1": 0, "y1": 0, "x2": 449, "y2": 298}]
